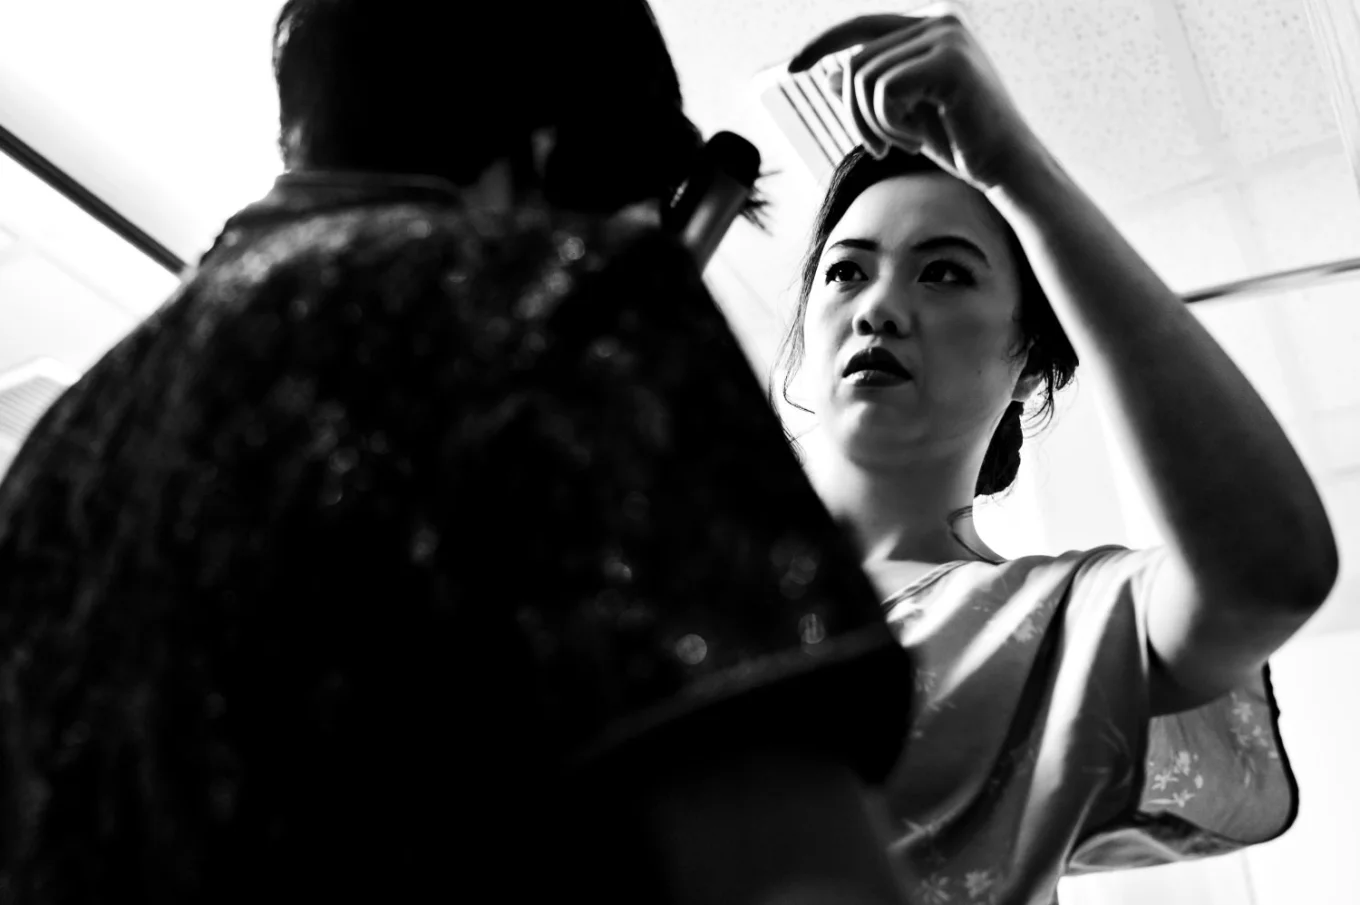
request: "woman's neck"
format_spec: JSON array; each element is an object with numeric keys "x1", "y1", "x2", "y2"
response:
[{"x1": 807, "y1": 440, "x2": 1002, "y2": 566}]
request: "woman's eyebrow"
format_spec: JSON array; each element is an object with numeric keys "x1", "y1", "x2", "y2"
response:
[
  {"x1": 827, "y1": 237, "x2": 879, "y2": 253},
  {"x1": 911, "y1": 235, "x2": 990, "y2": 265},
  {"x1": 827, "y1": 235, "x2": 990, "y2": 265}
]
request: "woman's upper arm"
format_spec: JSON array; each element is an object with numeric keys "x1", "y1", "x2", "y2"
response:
[{"x1": 1143, "y1": 549, "x2": 1322, "y2": 714}]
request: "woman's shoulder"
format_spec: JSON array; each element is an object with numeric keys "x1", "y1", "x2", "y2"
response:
[
  {"x1": 880, "y1": 545, "x2": 1168, "y2": 668},
  {"x1": 880, "y1": 544, "x2": 1154, "y2": 610}
]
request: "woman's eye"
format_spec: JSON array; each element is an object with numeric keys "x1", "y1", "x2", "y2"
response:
[
  {"x1": 920, "y1": 260, "x2": 974, "y2": 285},
  {"x1": 824, "y1": 260, "x2": 866, "y2": 284}
]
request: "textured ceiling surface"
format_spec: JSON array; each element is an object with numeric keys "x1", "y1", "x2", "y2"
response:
[{"x1": 1173, "y1": 0, "x2": 1341, "y2": 166}]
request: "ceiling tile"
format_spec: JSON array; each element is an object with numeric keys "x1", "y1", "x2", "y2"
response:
[
  {"x1": 964, "y1": 0, "x2": 1215, "y2": 207},
  {"x1": 1173, "y1": 0, "x2": 1339, "y2": 167},
  {"x1": 1241, "y1": 147, "x2": 1360, "y2": 271}
]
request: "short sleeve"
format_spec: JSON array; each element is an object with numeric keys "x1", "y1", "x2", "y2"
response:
[{"x1": 1067, "y1": 549, "x2": 1298, "y2": 872}]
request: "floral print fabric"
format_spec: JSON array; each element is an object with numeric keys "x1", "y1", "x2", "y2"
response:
[{"x1": 881, "y1": 546, "x2": 1295, "y2": 905}]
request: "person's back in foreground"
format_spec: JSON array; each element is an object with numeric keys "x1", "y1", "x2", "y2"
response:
[{"x1": 0, "y1": 3, "x2": 914, "y2": 903}]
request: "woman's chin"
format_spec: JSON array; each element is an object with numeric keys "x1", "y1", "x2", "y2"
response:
[{"x1": 826, "y1": 412, "x2": 927, "y2": 464}]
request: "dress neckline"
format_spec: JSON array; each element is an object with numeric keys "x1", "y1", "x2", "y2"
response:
[{"x1": 882, "y1": 559, "x2": 975, "y2": 606}]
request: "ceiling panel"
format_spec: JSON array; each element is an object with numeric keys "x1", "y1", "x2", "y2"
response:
[
  {"x1": 965, "y1": 0, "x2": 1216, "y2": 207},
  {"x1": 1241, "y1": 148, "x2": 1360, "y2": 271},
  {"x1": 1174, "y1": 0, "x2": 1340, "y2": 166}
]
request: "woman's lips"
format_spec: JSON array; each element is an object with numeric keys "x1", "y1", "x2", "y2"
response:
[
  {"x1": 845, "y1": 368, "x2": 910, "y2": 387},
  {"x1": 842, "y1": 346, "x2": 912, "y2": 383}
]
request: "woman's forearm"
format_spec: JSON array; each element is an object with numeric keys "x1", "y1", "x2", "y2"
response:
[{"x1": 987, "y1": 152, "x2": 1337, "y2": 607}]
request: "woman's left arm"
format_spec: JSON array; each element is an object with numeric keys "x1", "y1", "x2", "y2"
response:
[
  {"x1": 792, "y1": 12, "x2": 1339, "y2": 712},
  {"x1": 990, "y1": 151, "x2": 1337, "y2": 712}
]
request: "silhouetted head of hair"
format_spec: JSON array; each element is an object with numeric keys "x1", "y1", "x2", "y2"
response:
[
  {"x1": 273, "y1": 0, "x2": 718, "y2": 215},
  {"x1": 776, "y1": 148, "x2": 1078, "y2": 495}
]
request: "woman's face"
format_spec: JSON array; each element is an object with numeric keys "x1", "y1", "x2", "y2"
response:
[{"x1": 803, "y1": 173, "x2": 1032, "y2": 468}]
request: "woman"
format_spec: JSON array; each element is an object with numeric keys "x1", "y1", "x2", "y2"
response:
[
  {"x1": 783, "y1": 12, "x2": 1337, "y2": 903},
  {"x1": 0, "y1": 3, "x2": 913, "y2": 903}
]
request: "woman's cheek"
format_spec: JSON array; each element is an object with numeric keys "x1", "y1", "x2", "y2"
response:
[{"x1": 806, "y1": 310, "x2": 842, "y2": 383}]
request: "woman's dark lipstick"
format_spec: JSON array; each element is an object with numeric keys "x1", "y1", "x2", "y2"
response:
[{"x1": 843, "y1": 347, "x2": 912, "y2": 386}]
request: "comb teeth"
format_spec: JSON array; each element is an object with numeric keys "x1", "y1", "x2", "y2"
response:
[{"x1": 755, "y1": 52, "x2": 859, "y2": 185}]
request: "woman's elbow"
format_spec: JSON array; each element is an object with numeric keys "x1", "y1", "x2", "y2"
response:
[
  {"x1": 1258, "y1": 517, "x2": 1339, "y2": 613},
  {"x1": 1296, "y1": 536, "x2": 1339, "y2": 610}
]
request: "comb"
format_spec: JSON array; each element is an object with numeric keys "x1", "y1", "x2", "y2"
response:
[{"x1": 752, "y1": 2, "x2": 972, "y2": 184}]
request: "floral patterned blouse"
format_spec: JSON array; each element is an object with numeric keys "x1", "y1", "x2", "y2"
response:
[{"x1": 880, "y1": 545, "x2": 1295, "y2": 905}]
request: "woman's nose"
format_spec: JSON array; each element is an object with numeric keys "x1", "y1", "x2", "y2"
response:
[
  {"x1": 853, "y1": 288, "x2": 911, "y2": 337},
  {"x1": 854, "y1": 314, "x2": 902, "y2": 336}
]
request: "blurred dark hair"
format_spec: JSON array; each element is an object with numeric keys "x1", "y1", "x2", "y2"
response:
[
  {"x1": 775, "y1": 148, "x2": 1078, "y2": 496},
  {"x1": 273, "y1": 0, "x2": 763, "y2": 219}
]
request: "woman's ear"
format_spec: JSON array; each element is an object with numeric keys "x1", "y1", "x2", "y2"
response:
[{"x1": 1011, "y1": 345, "x2": 1044, "y2": 403}]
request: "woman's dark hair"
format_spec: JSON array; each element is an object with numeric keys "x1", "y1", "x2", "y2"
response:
[
  {"x1": 272, "y1": 0, "x2": 742, "y2": 216},
  {"x1": 775, "y1": 148, "x2": 1078, "y2": 496}
]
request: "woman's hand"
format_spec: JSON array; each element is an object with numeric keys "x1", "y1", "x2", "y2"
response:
[{"x1": 788, "y1": 13, "x2": 1050, "y2": 191}]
